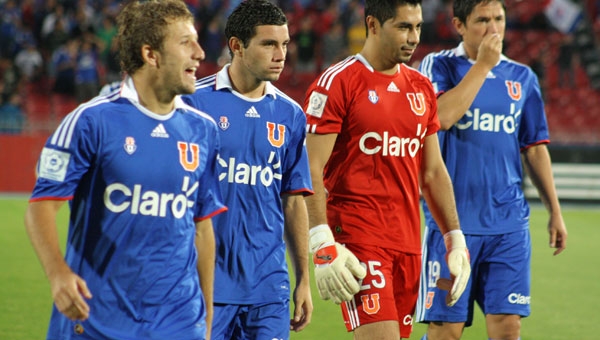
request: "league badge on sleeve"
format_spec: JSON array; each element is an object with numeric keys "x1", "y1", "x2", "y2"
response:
[
  {"x1": 306, "y1": 91, "x2": 327, "y2": 118},
  {"x1": 38, "y1": 147, "x2": 70, "y2": 182}
]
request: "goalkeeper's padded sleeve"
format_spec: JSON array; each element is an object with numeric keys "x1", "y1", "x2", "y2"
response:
[
  {"x1": 309, "y1": 224, "x2": 367, "y2": 304},
  {"x1": 441, "y1": 229, "x2": 471, "y2": 307}
]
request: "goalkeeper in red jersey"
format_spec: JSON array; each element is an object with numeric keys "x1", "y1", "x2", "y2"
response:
[{"x1": 303, "y1": 0, "x2": 471, "y2": 339}]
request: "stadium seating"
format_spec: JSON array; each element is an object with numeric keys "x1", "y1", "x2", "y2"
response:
[
  {"x1": 22, "y1": 79, "x2": 77, "y2": 133},
  {"x1": 20, "y1": 31, "x2": 599, "y2": 145}
]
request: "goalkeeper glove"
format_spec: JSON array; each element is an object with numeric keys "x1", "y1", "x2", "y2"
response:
[
  {"x1": 436, "y1": 230, "x2": 471, "y2": 307},
  {"x1": 309, "y1": 224, "x2": 366, "y2": 304}
]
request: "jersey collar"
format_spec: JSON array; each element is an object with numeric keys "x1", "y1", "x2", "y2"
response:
[
  {"x1": 121, "y1": 75, "x2": 187, "y2": 120},
  {"x1": 454, "y1": 42, "x2": 508, "y2": 65},
  {"x1": 355, "y1": 53, "x2": 401, "y2": 74},
  {"x1": 215, "y1": 64, "x2": 277, "y2": 99}
]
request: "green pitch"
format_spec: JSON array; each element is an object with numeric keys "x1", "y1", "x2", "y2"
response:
[{"x1": 1, "y1": 197, "x2": 597, "y2": 339}]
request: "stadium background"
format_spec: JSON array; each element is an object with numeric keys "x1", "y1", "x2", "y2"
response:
[{"x1": 1, "y1": 0, "x2": 599, "y2": 198}]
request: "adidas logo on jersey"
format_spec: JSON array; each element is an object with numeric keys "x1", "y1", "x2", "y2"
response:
[
  {"x1": 151, "y1": 123, "x2": 169, "y2": 138},
  {"x1": 245, "y1": 106, "x2": 260, "y2": 118},
  {"x1": 387, "y1": 82, "x2": 400, "y2": 93}
]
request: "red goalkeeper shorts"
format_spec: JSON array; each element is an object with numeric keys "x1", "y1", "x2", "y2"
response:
[{"x1": 340, "y1": 243, "x2": 420, "y2": 338}]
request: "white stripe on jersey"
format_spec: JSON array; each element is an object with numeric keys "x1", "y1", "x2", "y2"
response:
[
  {"x1": 415, "y1": 226, "x2": 431, "y2": 322},
  {"x1": 317, "y1": 56, "x2": 357, "y2": 90},
  {"x1": 420, "y1": 50, "x2": 453, "y2": 80},
  {"x1": 50, "y1": 96, "x2": 111, "y2": 149},
  {"x1": 344, "y1": 298, "x2": 361, "y2": 329},
  {"x1": 419, "y1": 54, "x2": 433, "y2": 79},
  {"x1": 194, "y1": 75, "x2": 216, "y2": 90}
]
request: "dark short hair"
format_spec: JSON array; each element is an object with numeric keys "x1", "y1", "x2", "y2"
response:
[
  {"x1": 364, "y1": 0, "x2": 422, "y2": 27},
  {"x1": 116, "y1": 0, "x2": 194, "y2": 75},
  {"x1": 453, "y1": 0, "x2": 506, "y2": 24},
  {"x1": 225, "y1": 0, "x2": 287, "y2": 51}
]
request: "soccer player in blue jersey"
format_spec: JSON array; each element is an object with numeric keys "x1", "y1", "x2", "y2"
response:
[
  {"x1": 24, "y1": 1, "x2": 226, "y2": 339},
  {"x1": 183, "y1": 1, "x2": 314, "y2": 338},
  {"x1": 415, "y1": 1, "x2": 568, "y2": 339}
]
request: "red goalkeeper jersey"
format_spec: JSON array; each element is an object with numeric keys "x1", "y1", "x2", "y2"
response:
[{"x1": 304, "y1": 55, "x2": 440, "y2": 254}]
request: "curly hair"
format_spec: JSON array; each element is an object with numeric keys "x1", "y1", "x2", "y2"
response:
[{"x1": 116, "y1": 0, "x2": 194, "y2": 75}]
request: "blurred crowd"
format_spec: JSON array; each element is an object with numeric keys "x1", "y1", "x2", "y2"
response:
[{"x1": 1, "y1": 0, "x2": 600, "y2": 134}]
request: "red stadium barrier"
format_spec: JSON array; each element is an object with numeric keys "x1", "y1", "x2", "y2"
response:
[{"x1": 0, "y1": 134, "x2": 48, "y2": 193}]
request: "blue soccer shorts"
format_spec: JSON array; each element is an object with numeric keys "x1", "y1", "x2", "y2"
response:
[
  {"x1": 415, "y1": 227, "x2": 531, "y2": 326},
  {"x1": 211, "y1": 300, "x2": 290, "y2": 340}
]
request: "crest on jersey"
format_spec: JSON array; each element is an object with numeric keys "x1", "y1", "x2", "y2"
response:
[
  {"x1": 177, "y1": 142, "x2": 200, "y2": 172},
  {"x1": 406, "y1": 92, "x2": 426, "y2": 116},
  {"x1": 267, "y1": 122, "x2": 286, "y2": 148},
  {"x1": 218, "y1": 116, "x2": 230, "y2": 131},
  {"x1": 124, "y1": 136, "x2": 136, "y2": 155},
  {"x1": 368, "y1": 90, "x2": 379, "y2": 104},
  {"x1": 505, "y1": 81, "x2": 522, "y2": 101}
]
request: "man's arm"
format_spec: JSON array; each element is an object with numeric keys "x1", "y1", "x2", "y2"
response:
[
  {"x1": 420, "y1": 133, "x2": 470, "y2": 306},
  {"x1": 304, "y1": 133, "x2": 337, "y2": 228},
  {"x1": 24, "y1": 200, "x2": 92, "y2": 320},
  {"x1": 304, "y1": 133, "x2": 366, "y2": 304},
  {"x1": 419, "y1": 134, "x2": 460, "y2": 235},
  {"x1": 435, "y1": 33, "x2": 502, "y2": 129},
  {"x1": 282, "y1": 193, "x2": 312, "y2": 332},
  {"x1": 195, "y1": 218, "x2": 215, "y2": 339},
  {"x1": 521, "y1": 144, "x2": 567, "y2": 255}
]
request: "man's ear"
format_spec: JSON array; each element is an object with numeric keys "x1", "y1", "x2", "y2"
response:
[
  {"x1": 228, "y1": 37, "x2": 243, "y2": 58},
  {"x1": 141, "y1": 44, "x2": 158, "y2": 67},
  {"x1": 365, "y1": 15, "x2": 379, "y2": 36},
  {"x1": 452, "y1": 17, "x2": 465, "y2": 36}
]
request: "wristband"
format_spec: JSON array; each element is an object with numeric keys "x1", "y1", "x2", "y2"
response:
[
  {"x1": 443, "y1": 229, "x2": 466, "y2": 251},
  {"x1": 309, "y1": 224, "x2": 334, "y2": 253}
]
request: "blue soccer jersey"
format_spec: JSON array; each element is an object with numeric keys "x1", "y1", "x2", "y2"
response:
[
  {"x1": 419, "y1": 43, "x2": 550, "y2": 235},
  {"x1": 31, "y1": 77, "x2": 226, "y2": 339},
  {"x1": 183, "y1": 66, "x2": 313, "y2": 304}
]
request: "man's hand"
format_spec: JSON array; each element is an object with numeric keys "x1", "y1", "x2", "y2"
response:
[
  {"x1": 476, "y1": 32, "x2": 502, "y2": 70},
  {"x1": 548, "y1": 213, "x2": 567, "y2": 255},
  {"x1": 309, "y1": 225, "x2": 366, "y2": 304},
  {"x1": 49, "y1": 267, "x2": 93, "y2": 321},
  {"x1": 289, "y1": 279, "x2": 312, "y2": 332},
  {"x1": 436, "y1": 230, "x2": 470, "y2": 307}
]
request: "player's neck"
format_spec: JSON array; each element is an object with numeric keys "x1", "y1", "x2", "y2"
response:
[
  {"x1": 359, "y1": 48, "x2": 399, "y2": 76},
  {"x1": 131, "y1": 74, "x2": 175, "y2": 115},
  {"x1": 463, "y1": 43, "x2": 478, "y2": 61},
  {"x1": 228, "y1": 64, "x2": 266, "y2": 98}
]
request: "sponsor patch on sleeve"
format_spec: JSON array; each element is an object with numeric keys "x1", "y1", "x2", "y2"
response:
[
  {"x1": 38, "y1": 147, "x2": 71, "y2": 182},
  {"x1": 306, "y1": 91, "x2": 328, "y2": 118}
]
